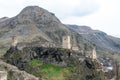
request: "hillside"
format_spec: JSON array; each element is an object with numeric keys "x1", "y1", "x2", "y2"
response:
[
  {"x1": 3, "y1": 46, "x2": 105, "y2": 80},
  {"x1": 67, "y1": 25, "x2": 120, "y2": 53}
]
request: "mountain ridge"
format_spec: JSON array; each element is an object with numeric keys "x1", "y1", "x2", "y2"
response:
[{"x1": 67, "y1": 25, "x2": 120, "y2": 53}]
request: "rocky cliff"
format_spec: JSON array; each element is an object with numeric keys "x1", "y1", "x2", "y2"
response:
[{"x1": 3, "y1": 46, "x2": 105, "y2": 80}]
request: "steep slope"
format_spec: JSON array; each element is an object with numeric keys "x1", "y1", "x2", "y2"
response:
[{"x1": 67, "y1": 25, "x2": 120, "y2": 53}]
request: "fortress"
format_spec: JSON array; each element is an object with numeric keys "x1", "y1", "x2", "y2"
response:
[
  {"x1": 62, "y1": 35, "x2": 97, "y2": 60},
  {"x1": 10, "y1": 35, "x2": 97, "y2": 60}
]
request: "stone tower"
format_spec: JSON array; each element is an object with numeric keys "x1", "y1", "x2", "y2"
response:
[
  {"x1": 11, "y1": 36, "x2": 18, "y2": 47},
  {"x1": 62, "y1": 36, "x2": 71, "y2": 49},
  {"x1": 91, "y1": 47, "x2": 97, "y2": 60}
]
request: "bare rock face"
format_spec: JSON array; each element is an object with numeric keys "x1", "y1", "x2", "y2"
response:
[
  {"x1": 17, "y1": 6, "x2": 60, "y2": 25},
  {"x1": 0, "y1": 60, "x2": 40, "y2": 80}
]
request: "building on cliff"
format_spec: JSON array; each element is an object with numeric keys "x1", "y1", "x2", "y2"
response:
[
  {"x1": 62, "y1": 36, "x2": 79, "y2": 51},
  {"x1": 71, "y1": 44, "x2": 79, "y2": 51},
  {"x1": 85, "y1": 47, "x2": 97, "y2": 60},
  {"x1": 62, "y1": 36, "x2": 71, "y2": 49}
]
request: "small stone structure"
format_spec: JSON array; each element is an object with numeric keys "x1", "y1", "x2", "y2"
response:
[
  {"x1": 62, "y1": 36, "x2": 71, "y2": 49},
  {"x1": 0, "y1": 71, "x2": 7, "y2": 80},
  {"x1": 71, "y1": 44, "x2": 79, "y2": 51}
]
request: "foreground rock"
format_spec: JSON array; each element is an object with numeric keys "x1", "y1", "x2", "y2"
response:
[{"x1": 0, "y1": 60, "x2": 39, "y2": 80}]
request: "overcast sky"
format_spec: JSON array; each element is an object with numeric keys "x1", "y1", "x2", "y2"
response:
[{"x1": 0, "y1": 0, "x2": 120, "y2": 37}]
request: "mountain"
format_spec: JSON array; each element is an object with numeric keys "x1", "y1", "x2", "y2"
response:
[
  {"x1": 0, "y1": 6, "x2": 66, "y2": 42},
  {"x1": 0, "y1": 6, "x2": 118, "y2": 57},
  {"x1": 0, "y1": 6, "x2": 95, "y2": 56},
  {"x1": 67, "y1": 25, "x2": 120, "y2": 53},
  {"x1": 0, "y1": 5, "x2": 117, "y2": 80}
]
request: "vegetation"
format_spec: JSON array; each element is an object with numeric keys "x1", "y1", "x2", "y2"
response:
[
  {"x1": 28, "y1": 59, "x2": 71, "y2": 80},
  {"x1": 40, "y1": 64, "x2": 71, "y2": 80},
  {"x1": 28, "y1": 59, "x2": 43, "y2": 68},
  {"x1": 28, "y1": 58, "x2": 72, "y2": 80}
]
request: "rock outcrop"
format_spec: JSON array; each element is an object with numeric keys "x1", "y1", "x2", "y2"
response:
[
  {"x1": 3, "y1": 46, "x2": 106, "y2": 80},
  {"x1": 0, "y1": 60, "x2": 39, "y2": 80}
]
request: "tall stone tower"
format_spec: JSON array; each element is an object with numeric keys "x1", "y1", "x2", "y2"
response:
[
  {"x1": 11, "y1": 36, "x2": 18, "y2": 47},
  {"x1": 91, "y1": 47, "x2": 97, "y2": 60},
  {"x1": 62, "y1": 36, "x2": 71, "y2": 49}
]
